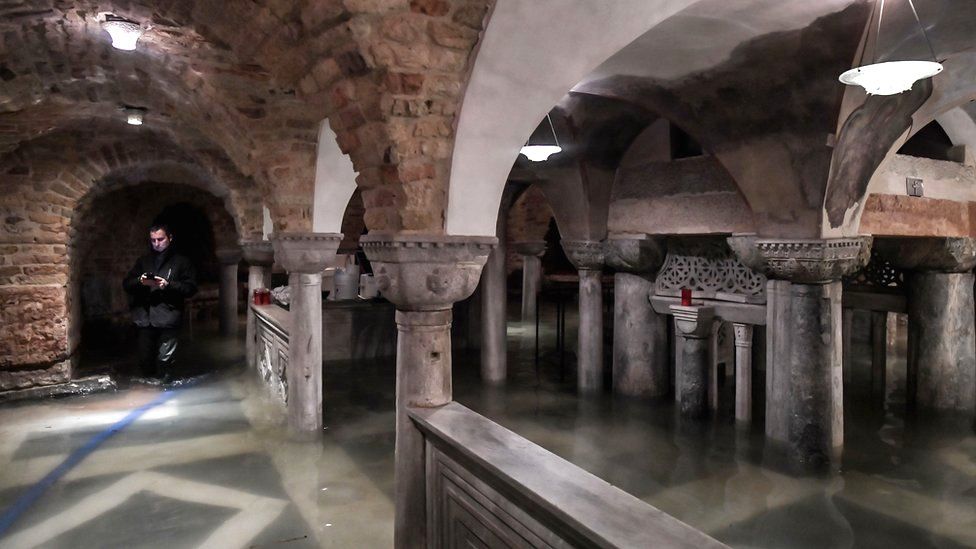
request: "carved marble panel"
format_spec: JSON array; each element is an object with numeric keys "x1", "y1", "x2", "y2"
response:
[
  {"x1": 655, "y1": 238, "x2": 766, "y2": 303},
  {"x1": 426, "y1": 443, "x2": 566, "y2": 548},
  {"x1": 256, "y1": 315, "x2": 288, "y2": 404}
]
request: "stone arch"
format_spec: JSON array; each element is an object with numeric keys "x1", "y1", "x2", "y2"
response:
[{"x1": 446, "y1": 0, "x2": 703, "y2": 236}]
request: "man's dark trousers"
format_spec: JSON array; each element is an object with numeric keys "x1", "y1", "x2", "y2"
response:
[{"x1": 137, "y1": 327, "x2": 179, "y2": 378}]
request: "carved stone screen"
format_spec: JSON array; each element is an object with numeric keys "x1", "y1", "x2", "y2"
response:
[{"x1": 655, "y1": 237, "x2": 766, "y2": 303}]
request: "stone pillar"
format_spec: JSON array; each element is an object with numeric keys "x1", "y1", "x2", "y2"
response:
[
  {"x1": 870, "y1": 310, "x2": 887, "y2": 400},
  {"x1": 670, "y1": 304, "x2": 715, "y2": 418},
  {"x1": 562, "y1": 240, "x2": 606, "y2": 394},
  {"x1": 271, "y1": 232, "x2": 342, "y2": 435},
  {"x1": 481, "y1": 235, "x2": 507, "y2": 385},
  {"x1": 362, "y1": 234, "x2": 495, "y2": 549},
  {"x1": 515, "y1": 241, "x2": 546, "y2": 323},
  {"x1": 242, "y1": 240, "x2": 274, "y2": 370},
  {"x1": 876, "y1": 237, "x2": 976, "y2": 412},
  {"x1": 729, "y1": 236, "x2": 870, "y2": 469},
  {"x1": 733, "y1": 323, "x2": 754, "y2": 425},
  {"x1": 216, "y1": 247, "x2": 242, "y2": 336},
  {"x1": 604, "y1": 235, "x2": 667, "y2": 398}
]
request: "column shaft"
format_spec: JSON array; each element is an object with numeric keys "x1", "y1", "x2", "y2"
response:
[
  {"x1": 612, "y1": 272, "x2": 668, "y2": 398},
  {"x1": 870, "y1": 310, "x2": 887, "y2": 400},
  {"x1": 219, "y1": 261, "x2": 239, "y2": 335},
  {"x1": 394, "y1": 309, "x2": 452, "y2": 549},
  {"x1": 480, "y1": 243, "x2": 507, "y2": 384},
  {"x1": 733, "y1": 323, "x2": 754, "y2": 425},
  {"x1": 287, "y1": 272, "x2": 323, "y2": 434},
  {"x1": 677, "y1": 335, "x2": 709, "y2": 418},
  {"x1": 907, "y1": 272, "x2": 976, "y2": 411},
  {"x1": 521, "y1": 255, "x2": 542, "y2": 323},
  {"x1": 788, "y1": 281, "x2": 844, "y2": 466},
  {"x1": 577, "y1": 269, "x2": 604, "y2": 393},
  {"x1": 766, "y1": 280, "x2": 844, "y2": 466}
]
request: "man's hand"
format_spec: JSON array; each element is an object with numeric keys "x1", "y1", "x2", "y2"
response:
[
  {"x1": 139, "y1": 274, "x2": 156, "y2": 287},
  {"x1": 155, "y1": 276, "x2": 169, "y2": 289}
]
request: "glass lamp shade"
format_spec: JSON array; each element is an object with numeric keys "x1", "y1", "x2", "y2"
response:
[
  {"x1": 839, "y1": 60, "x2": 943, "y2": 95},
  {"x1": 102, "y1": 19, "x2": 144, "y2": 51},
  {"x1": 520, "y1": 145, "x2": 562, "y2": 162}
]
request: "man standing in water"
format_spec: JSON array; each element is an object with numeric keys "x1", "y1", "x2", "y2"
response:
[{"x1": 123, "y1": 224, "x2": 197, "y2": 382}]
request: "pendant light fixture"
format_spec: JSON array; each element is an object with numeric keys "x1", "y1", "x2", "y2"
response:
[
  {"x1": 100, "y1": 14, "x2": 145, "y2": 51},
  {"x1": 839, "y1": 0, "x2": 942, "y2": 96},
  {"x1": 122, "y1": 106, "x2": 147, "y2": 126},
  {"x1": 520, "y1": 113, "x2": 562, "y2": 162}
]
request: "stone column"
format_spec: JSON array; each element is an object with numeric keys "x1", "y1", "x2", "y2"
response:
[
  {"x1": 733, "y1": 322, "x2": 754, "y2": 425},
  {"x1": 875, "y1": 237, "x2": 976, "y2": 412},
  {"x1": 515, "y1": 241, "x2": 546, "y2": 323},
  {"x1": 671, "y1": 304, "x2": 715, "y2": 418},
  {"x1": 729, "y1": 236, "x2": 870, "y2": 469},
  {"x1": 271, "y1": 232, "x2": 342, "y2": 436},
  {"x1": 362, "y1": 234, "x2": 495, "y2": 549},
  {"x1": 604, "y1": 235, "x2": 667, "y2": 398},
  {"x1": 562, "y1": 240, "x2": 606, "y2": 394},
  {"x1": 216, "y1": 247, "x2": 242, "y2": 336},
  {"x1": 480, "y1": 234, "x2": 507, "y2": 385},
  {"x1": 242, "y1": 240, "x2": 274, "y2": 370},
  {"x1": 870, "y1": 310, "x2": 887, "y2": 400}
]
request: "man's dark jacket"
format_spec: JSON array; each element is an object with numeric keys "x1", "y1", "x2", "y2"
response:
[{"x1": 123, "y1": 249, "x2": 198, "y2": 329}]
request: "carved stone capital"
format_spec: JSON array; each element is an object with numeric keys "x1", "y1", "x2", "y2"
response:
[
  {"x1": 873, "y1": 237, "x2": 976, "y2": 273},
  {"x1": 513, "y1": 240, "x2": 546, "y2": 257},
  {"x1": 727, "y1": 236, "x2": 871, "y2": 284},
  {"x1": 670, "y1": 305, "x2": 715, "y2": 339},
  {"x1": 732, "y1": 322, "x2": 754, "y2": 348},
  {"x1": 561, "y1": 239, "x2": 605, "y2": 271},
  {"x1": 604, "y1": 234, "x2": 665, "y2": 273},
  {"x1": 361, "y1": 233, "x2": 497, "y2": 311},
  {"x1": 241, "y1": 240, "x2": 275, "y2": 266},
  {"x1": 271, "y1": 232, "x2": 342, "y2": 274},
  {"x1": 215, "y1": 247, "x2": 242, "y2": 265}
]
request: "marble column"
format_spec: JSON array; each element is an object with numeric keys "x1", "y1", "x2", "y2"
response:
[
  {"x1": 362, "y1": 233, "x2": 495, "y2": 549},
  {"x1": 870, "y1": 310, "x2": 887, "y2": 400},
  {"x1": 563, "y1": 240, "x2": 606, "y2": 394},
  {"x1": 733, "y1": 323, "x2": 754, "y2": 425},
  {"x1": 605, "y1": 235, "x2": 667, "y2": 398},
  {"x1": 876, "y1": 237, "x2": 976, "y2": 413},
  {"x1": 216, "y1": 247, "x2": 242, "y2": 336},
  {"x1": 242, "y1": 240, "x2": 274, "y2": 370},
  {"x1": 671, "y1": 304, "x2": 715, "y2": 418},
  {"x1": 729, "y1": 236, "x2": 871, "y2": 469},
  {"x1": 272, "y1": 232, "x2": 342, "y2": 436},
  {"x1": 515, "y1": 241, "x2": 546, "y2": 323},
  {"x1": 480, "y1": 234, "x2": 507, "y2": 385}
]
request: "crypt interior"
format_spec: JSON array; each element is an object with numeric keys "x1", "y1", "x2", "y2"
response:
[{"x1": 2, "y1": 0, "x2": 976, "y2": 547}]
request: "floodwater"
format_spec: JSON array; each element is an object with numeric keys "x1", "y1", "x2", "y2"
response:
[{"x1": 1, "y1": 309, "x2": 974, "y2": 548}]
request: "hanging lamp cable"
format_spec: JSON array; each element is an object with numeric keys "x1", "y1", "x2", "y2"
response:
[
  {"x1": 906, "y1": 0, "x2": 939, "y2": 62},
  {"x1": 545, "y1": 113, "x2": 560, "y2": 148}
]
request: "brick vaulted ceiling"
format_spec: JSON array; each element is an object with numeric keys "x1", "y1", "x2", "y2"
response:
[{"x1": 0, "y1": 0, "x2": 493, "y2": 232}]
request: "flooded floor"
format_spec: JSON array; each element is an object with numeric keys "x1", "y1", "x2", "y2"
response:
[{"x1": 1, "y1": 308, "x2": 975, "y2": 548}]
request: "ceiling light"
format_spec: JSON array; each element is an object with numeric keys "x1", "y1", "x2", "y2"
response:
[
  {"x1": 123, "y1": 106, "x2": 146, "y2": 126},
  {"x1": 839, "y1": 0, "x2": 942, "y2": 96},
  {"x1": 101, "y1": 16, "x2": 144, "y2": 51},
  {"x1": 520, "y1": 113, "x2": 562, "y2": 162}
]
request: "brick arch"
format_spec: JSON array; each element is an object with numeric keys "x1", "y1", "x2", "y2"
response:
[
  {"x1": 74, "y1": 182, "x2": 239, "y2": 334},
  {"x1": 0, "y1": 136, "x2": 256, "y2": 390},
  {"x1": 1, "y1": 0, "x2": 498, "y2": 235}
]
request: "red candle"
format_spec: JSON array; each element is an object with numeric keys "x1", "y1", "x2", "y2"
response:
[
  {"x1": 253, "y1": 289, "x2": 261, "y2": 305},
  {"x1": 681, "y1": 288, "x2": 692, "y2": 306}
]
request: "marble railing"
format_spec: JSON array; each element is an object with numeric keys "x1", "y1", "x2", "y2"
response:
[{"x1": 409, "y1": 402, "x2": 728, "y2": 548}]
